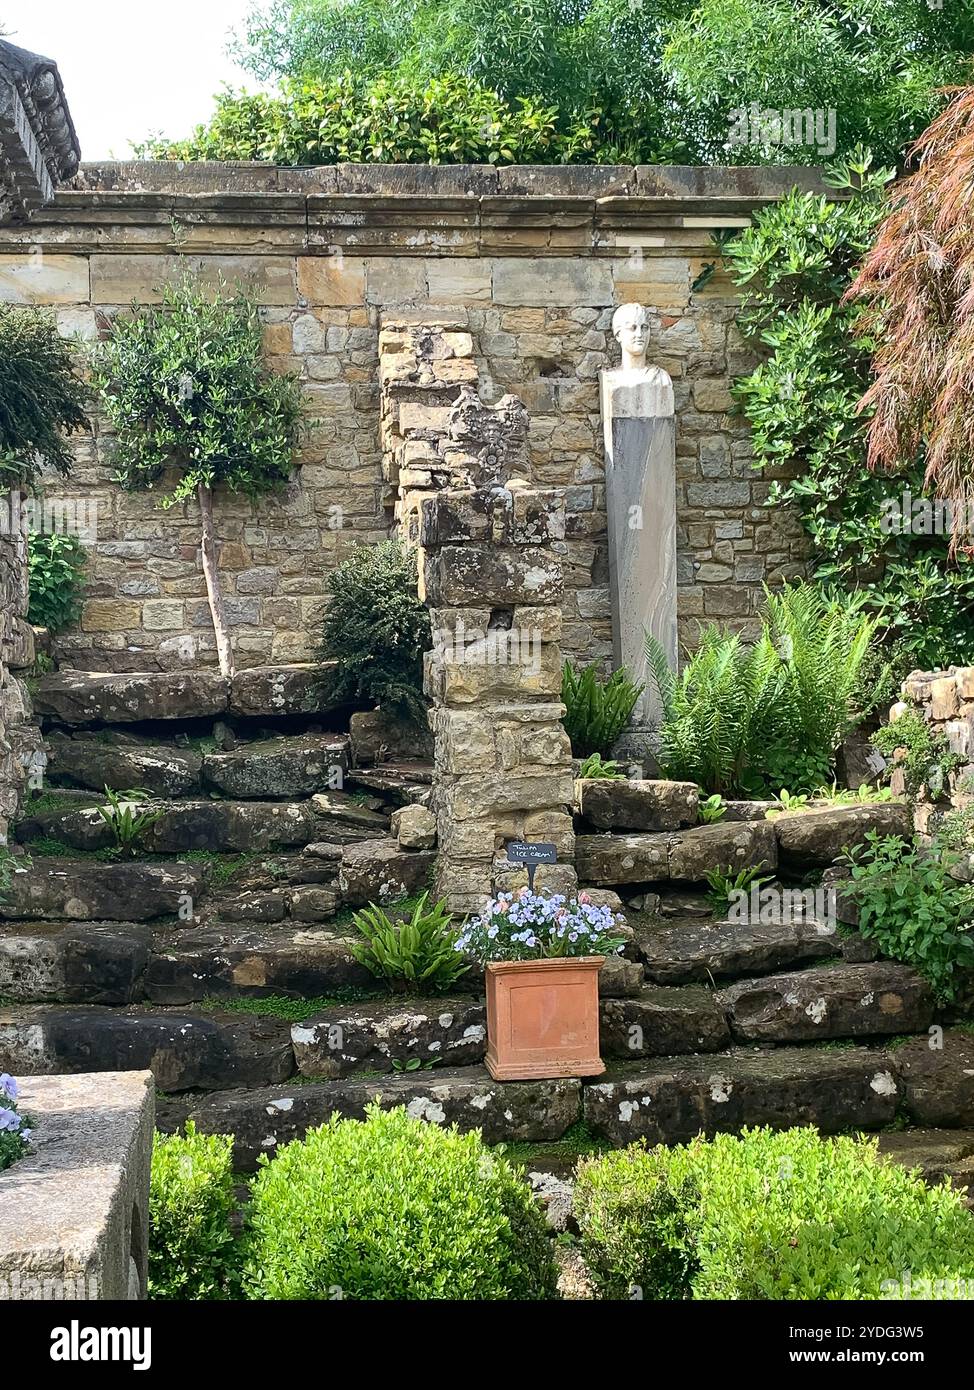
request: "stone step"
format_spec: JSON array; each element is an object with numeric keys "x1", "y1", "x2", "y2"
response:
[
  {"x1": 158, "y1": 1068, "x2": 583, "y2": 1171},
  {"x1": 893, "y1": 1029, "x2": 974, "y2": 1128},
  {"x1": 634, "y1": 913, "x2": 840, "y2": 985},
  {"x1": 0, "y1": 922, "x2": 151, "y2": 1004},
  {"x1": 600, "y1": 985, "x2": 731, "y2": 1058},
  {"x1": 576, "y1": 802, "x2": 909, "y2": 886},
  {"x1": 717, "y1": 962, "x2": 934, "y2": 1043},
  {"x1": 0, "y1": 858, "x2": 204, "y2": 922},
  {"x1": 583, "y1": 1047, "x2": 901, "y2": 1146},
  {"x1": 34, "y1": 663, "x2": 340, "y2": 727},
  {"x1": 17, "y1": 793, "x2": 389, "y2": 854},
  {"x1": 144, "y1": 925, "x2": 371, "y2": 1004},
  {"x1": 46, "y1": 733, "x2": 203, "y2": 798},
  {"x1": 876, "y1": 1128, "x2": 974, "y2": 1201},
  {"x1": 45, "y1": 731, "x2": 352, "y2": 801},
  {"x1": 0, "y1": 1004, "x2": 294, "y2": 1091},
  {"x1": 291, "y1": 997, "x2": 487, "y2": 1077}
]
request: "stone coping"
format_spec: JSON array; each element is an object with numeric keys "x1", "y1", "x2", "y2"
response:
[{"x1": 0, "y1": 1071, "x2": 153, "y2": 1300}]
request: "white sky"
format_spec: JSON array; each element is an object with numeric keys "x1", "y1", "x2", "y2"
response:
[{"x1": 3, "y1": 0, "x2": 265, "y2": 159}]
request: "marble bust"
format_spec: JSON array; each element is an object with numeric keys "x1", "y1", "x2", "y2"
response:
[{"x1": 601, "y1": 303, "x2": 674, "y2": 414}]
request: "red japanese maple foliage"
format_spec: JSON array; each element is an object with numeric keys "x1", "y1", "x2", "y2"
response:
[{"x1": 847, "y1": 86, "x2": 974, "y2": 547}]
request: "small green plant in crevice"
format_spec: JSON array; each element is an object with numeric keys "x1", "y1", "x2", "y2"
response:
[
  {"x1": 763, "y1": 789, "x2": 811, "y2": 818},
  {"x1": 27, "y1": 530, "x2": 87, "y2": 634},
  {"x1": 149, "y1": 1123, "x2": 240, "y2": 1300},
  {"x1": 704, "y1": 864, "x2": 772, "y2": 917},
  {"x1": 198, "y1": 990, "x2": 379, "y2": 1021},
  {"x1": 577, "y1": 753, "x2": 625, "y2": 780},
  {"x1": 0, "y1": 847, "x2": 29, "y2": 904},
  {"x1": 390, "y1": 1056, "x2": 440, "y2": 1072},
  {"x1": 561, "y1": 662, "x2": 643, "y2": 760},
  {"x1": 842, "y1": 831, "x2": 974, "y2": 1003},
  {"x1": 871, "y1": 709, "x2": 961, "y2": 804},
  {"x1": 96, "y1": 787, "x2": 163, "y2": 857},
  {"x1": 350, "y1": 892, "x2": 468, "y2": 994},
  {"x1": 698, "y1": 794, "x2": 726, "y2": 824},
  {"x1": 317, "y1": 538, "x2": 431, "y2": 725}
]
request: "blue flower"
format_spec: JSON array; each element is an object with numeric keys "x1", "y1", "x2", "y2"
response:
[{"x1": 0, "y1": 1074, "x2": 17, "y2": 1101}]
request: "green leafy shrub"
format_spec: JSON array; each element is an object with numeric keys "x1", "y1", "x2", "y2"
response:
[
  {"x1": 243, "y1": 1104, "x2": 557, "y2": 1300},
  {"x1": 726, "y1": 151, "x2": 974, "y2": 673},
  {"x1": 139, "y1": 73, "x2": 597, "y2": 166},
  {"x1": 148, "y1": 1123, "x2": 239, "y2": 1300},
  {"x1": 575, "y1": 1127, "x2": 974, "y2": 1300},
  {"x1": 703, "y1": 864, "x2": 771, "y2": 917},
  {"x1": 27, "y1": 531, "x2": 87, "y2": 634},
  {"x1": 317, "y1": 538, "x2": 431, "y2": 722},
  {"x1": 646, "y1": 583, "x2": 875, "y2": 796},
  {"x1": 93, "y1": 276, "x2": 302, "y2": 678},
  {"x1": 843, "y1": 831, "x2": 974, "y2": 1003},
  {"x1": 698, "y1": 794, "x2": 727, "y2": 824},
  {"x1": 350, "y1": 892, "x2": 467, "y2": 992},
  {"x1": 561, "y1": 661, "x2": 643, "y2": 759},
  {"x1": 0, "y1": 304, "x2": 88, "y2": 486}
]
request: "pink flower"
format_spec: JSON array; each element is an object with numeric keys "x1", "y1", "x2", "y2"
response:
[
  {"x1": 578, "y1": 891, "x2": 591, "y2": 905},
  {"x1": 497, "y1": 900, "x2": 510, "y2": 913}
]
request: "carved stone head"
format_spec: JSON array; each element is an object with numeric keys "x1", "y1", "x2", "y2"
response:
[{"x1": 611, "y1": 303, "x2": 651, "y2": 372}]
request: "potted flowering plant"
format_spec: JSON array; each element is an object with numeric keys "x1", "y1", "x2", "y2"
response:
[
  {"x1": 0, "y1": 1074, "x2": 32, "y2": 1172},
  {"x1": 455, "y1": 888, "x2": 627, "y2": 1081}
]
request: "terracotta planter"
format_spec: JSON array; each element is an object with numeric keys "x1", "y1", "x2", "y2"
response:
[{"x1": 485, "y1": 956, "x2": 605, "y2": 1081}]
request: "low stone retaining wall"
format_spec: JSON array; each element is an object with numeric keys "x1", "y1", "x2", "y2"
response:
[
  {"x1": 0, "y1": 1070, "x2": 153, "y2": 1300},
  {"x1": 0, "y1": 495, "x2": 43, "y2": 842},
  {"x1": 892, "y1": 667, "x2": 974, "y2": 832}
]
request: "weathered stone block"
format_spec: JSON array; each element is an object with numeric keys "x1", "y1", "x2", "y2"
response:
[
  {"x1": 391, "y1": 803, "x2": 437, "y2": 850},
  {"x1": 144, "y1": 927, "x2": 370, "y2": 1004},
  {"x1": 718, "y1": 962, "x2": 934, "y2": 1043},
  {"x1": 423, "y1": 544, "x2": 563, "y2": 606},
  {"x1": 896, "y1": 1030, "x2": 974, "y2": 1126},
  {"x1": 174, "y1": 1069, "x2": 582, "y2": 1170},
  {"x1": 636, "y1": 914, "x2": 840, "y2": 985},
  {"x1": 668, "y1": 820, "x2": 778, "y2": 880},
  {"x1": 0, "y1": 923, "x2": 150, "y2": 1005},
  {"x1": 339, "y1": 839, "x2": 437, "y2": 905},
  {"x1": 297, "y1": 256, "x2": 365, "y2": 305},
  {"x1": 34, "y1": 670, "x2": 228, "y2": 725},
  {"x1": 493, "y1": 258, "x2": 613, "y2": 307},
  {"x1": 773, "y1": 803, "x2": 911, "y2": 868},
  {"x1": 0, "y1": 1072, "x2": 153, "y2": 1300},
  {"x1": 579, "y1": 779, "x2": 698, "y2": 832},
  {"x1": 0, "y1": 254, "x2": 89, "y2": 304},
  {"x1": 203, "y1": 735, "x2": 349, "y2": 799},
  {"x1": 601, "y1": 986, "x2": 730, "y2": 1057},
  {"x1": 583, "y1": 1048, "x2": 899, "y2": 1146},
  {"x1": 291, "y1": 997, "x2": 486, "y2": 1077}
]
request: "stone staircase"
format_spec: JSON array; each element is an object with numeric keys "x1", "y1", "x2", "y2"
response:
[{"x1": 2, "y1": 673, "x2": 970, "y2": 1174}]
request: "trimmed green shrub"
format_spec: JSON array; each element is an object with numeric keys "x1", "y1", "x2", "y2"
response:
[
  {"x1": 243, "y1": 1104, "x2": 557, "y2": 1300},
  {"x1": 0, "y1": 305, "x2": 88, "y2": 486},
  {"x1": 350, "y1": 892, "x2": 468, "y2": 993},
  {"x1": 317, "y1": 538, "x2": 431, "y2": 722},
  {"x1": 561, "y1": 661, "x2": 643, "y2": 759},
  {"x1": 575, "y1": 1127, "x2": 974, "y2": 1300},
  {"x1": 27, "y1": 531, "x2": 87, "y2": 634},
  {"x1": 646, "y1": 582, "x2": 876, "y2": 796},
  {"x1": 843, "y1": 831, "x2": 974, "y2": 1004},
  {"x1": 148, "y1": 1123, "x2": 239, "y2": 1300}
]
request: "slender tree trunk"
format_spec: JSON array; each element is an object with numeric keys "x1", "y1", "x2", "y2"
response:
[{"x1": 197, "y1": 483, "x2": 234, "y2": 680}]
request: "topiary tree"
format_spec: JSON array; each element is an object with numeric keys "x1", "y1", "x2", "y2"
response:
[
  {"x1": 93, "y1": 276, "x2": 302, "y2": 678},
  {"x1": 0, "y1": 304, "x2": 89, "y2": 489},
  {"x1": 243, "y1": 1103, "x2": 558, "y2": 1300}
]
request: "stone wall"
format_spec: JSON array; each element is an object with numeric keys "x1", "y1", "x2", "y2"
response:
[
  {"x1": 0, "y1": 162, "x2": 819, "y2": 674},
  {"x1": 892, "y1": 668, "x2": 974, "y2": 836},
  {"x1": 0, "y1": 497, "x2": 42, "y2": 842}
]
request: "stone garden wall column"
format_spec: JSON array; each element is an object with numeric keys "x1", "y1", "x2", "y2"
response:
[{"x1": 420, "y1": 480, "x2": 576, "y2": 915}]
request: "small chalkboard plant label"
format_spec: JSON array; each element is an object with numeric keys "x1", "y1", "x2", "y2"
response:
[{"x1": 504, "y1": 840, "x2": 557, "y2": 890}]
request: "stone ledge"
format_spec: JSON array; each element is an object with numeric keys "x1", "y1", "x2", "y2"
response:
[{"x1": 0, "y1": 1070, "x2": 153, "y2": 1300}]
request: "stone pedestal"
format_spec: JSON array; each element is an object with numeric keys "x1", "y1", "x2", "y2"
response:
[
  {"x1": 0, "y1": 1071, "x2": 154, "y2": 1300},
  {"x1": 600, "y1": 366, "x2": 676, "y2": 726}
]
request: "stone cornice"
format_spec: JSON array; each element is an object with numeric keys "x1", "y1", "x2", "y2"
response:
[
  {"x1": 0, "y1": 160, "x2": 831, "y2": 257},
  {"x1": 0, "y1": 40, "x2": 80, "y2": 220}
]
